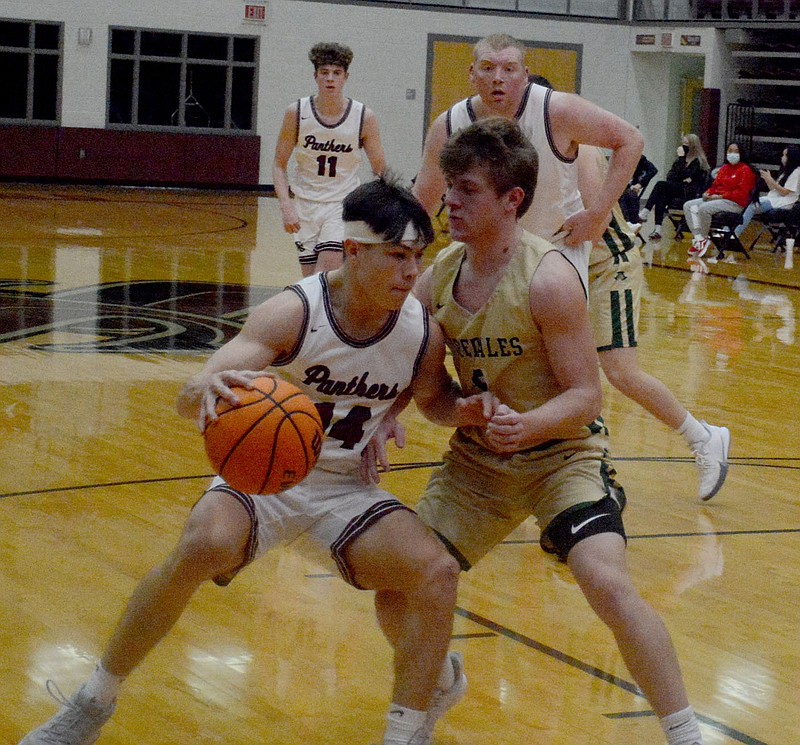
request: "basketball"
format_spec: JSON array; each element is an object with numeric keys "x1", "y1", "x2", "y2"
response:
[{"x1": 204, "y1": 376, "x2": 324, "y2": 494}]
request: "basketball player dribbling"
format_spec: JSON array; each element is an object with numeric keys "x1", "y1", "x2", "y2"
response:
[
  {"x1": 18, "y1": 176, "x2": 490, "y2": 745},
  {"x1": 272, "y1": 42, "x2": 386, "y2": 276}
]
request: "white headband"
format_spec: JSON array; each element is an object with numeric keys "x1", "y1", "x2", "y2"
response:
[{"x1": 344, "y1": 220, "x2": 424, "y2": 247}]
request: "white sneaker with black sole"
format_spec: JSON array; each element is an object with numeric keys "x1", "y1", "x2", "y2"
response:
[{"x1": 693, "y1": 422, "x2": 731, "y2": 500}]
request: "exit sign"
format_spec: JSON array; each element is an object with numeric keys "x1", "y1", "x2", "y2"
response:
[{"x1": 244, "y1": 3, "x2": 266, "y2": 22}]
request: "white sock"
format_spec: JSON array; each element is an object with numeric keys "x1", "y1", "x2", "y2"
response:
[
  {"x1": 382, "y1": 705, "x2": 428, "y2": 745},
  {"x1": 678, "y1": 413, "x2": 708, "y2": 448},
  {"x1": 660, "y1": 705, "x2": 704, "y2": 744},
  {"x1": 436, "y1": 653, "x2": 455, "y2": 691},
  {"x1": 82, "y1": 663, "x2": 124, "y2": 708}
]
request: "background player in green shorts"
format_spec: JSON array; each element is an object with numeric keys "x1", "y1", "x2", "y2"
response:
[{"x1": 579, "y1": 144, "x2": 730, "y2": 500}]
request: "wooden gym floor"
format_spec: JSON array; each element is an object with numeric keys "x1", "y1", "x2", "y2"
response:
[{"x1": 1, "y1": 184, "x2": 798, "y2": 745}]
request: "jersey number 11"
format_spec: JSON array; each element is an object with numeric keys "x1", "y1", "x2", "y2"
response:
[{"x1": 316, "y1": 155, "x2": 338, "y2": 178}]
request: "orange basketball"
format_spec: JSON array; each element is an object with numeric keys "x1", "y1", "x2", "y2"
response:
[{"x1": 204, "y1": 376, "x2": 324, "y2": 494}]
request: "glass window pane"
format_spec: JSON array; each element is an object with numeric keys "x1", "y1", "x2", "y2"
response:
[
  {"x1": 231, "y1": 66, "x2": 254, "y2": 130},
  {"x1": 34, "y1": 23, "x2": 60, "y2": 50},
  {"x1": 186, "y1": 63, "x2": 225, "y2": 127},
  {"x1": 140, "y1": 30, "x2": 182, "y2": 58},
  {"x1": 0, "y1": 51, "x2": 28, "y2": 118},
  {"x1": 109, "y1": 58, "x2": 134, "y2": 123},
  {"x1": 233, "y1": 37, "x2": 255, "y2": 63},
  {"x1": 138, "y1": 60, "x2": 180, "y2": 125},
  {"x1": 111, "y1": 28, "x2": 136, "y2": 55},
  {"x1": 0, "y1": 21, "x2": 30, "y2": 48},
  {"x1": 33, "y1": 53, "x2": 58, "y2": 120},
  {"x1": 187, "y1": 34, "x2": 228, "y2": 61},
  {"x1": 569, "y1": 0, "x2": 619, "y2": 16}
]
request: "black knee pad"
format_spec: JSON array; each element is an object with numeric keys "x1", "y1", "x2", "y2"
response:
[{"x1": 540, "y1": 495, "x2": 626, "y2": 563}]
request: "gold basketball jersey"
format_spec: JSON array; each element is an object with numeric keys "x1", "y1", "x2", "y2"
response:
[{"x1": 430, "y1": 232, "x2": 563, "y2": 442}]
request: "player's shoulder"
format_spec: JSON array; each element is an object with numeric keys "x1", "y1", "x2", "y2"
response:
[
  {"x1": 427, "y1": 109, "x2": 450, "y2": 133},
  {"x1": 282, "y1": 98, "x2": 303, "y2": 119},
  {"x1": 255, "y1": 282, "x2": 309, "y2": 320}
]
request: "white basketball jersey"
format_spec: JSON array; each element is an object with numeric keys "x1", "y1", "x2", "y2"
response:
[
  {"x1": 291, "y1": 96, "x2": 365, "y2": 203},
  {"x1": 272, "y1": 273, "x2": 429, "y2": 473},
  {"x1": 446, "y1": 83, "x2": 589, "y2": 290}
]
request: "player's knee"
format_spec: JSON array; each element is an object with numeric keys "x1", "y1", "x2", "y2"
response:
[
  {"x1": 173, "y1": 505, "x2": 249, "y2": 580},
  {"x1": 584, "y1": 571, "x2": 638, "y2": 627},
  {"x1": 601, "y1": 360, "x2": 637, "y2": 393},
  {"x1": 416, "y1": 550, "x2": 460, "y2": 609},
  {"x1": 602, "y1": 364, "x2": 627, "y2": 392}
]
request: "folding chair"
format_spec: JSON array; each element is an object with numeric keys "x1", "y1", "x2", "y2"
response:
[
  {"x1": 751, "y1": 204, "x2": 800, "y2": 253},
  {"x1": 707, "y1": 177, "x2": 761, "y2": 261},
  {"x1": 666, "y1": 202, "x2": 690, "y2": 241},
  {"x1": 708, "y1": 210, "x2": 750, "y2": 260}
]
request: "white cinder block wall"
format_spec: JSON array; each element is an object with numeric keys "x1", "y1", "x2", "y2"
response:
[{"x1": 0, "y1": 0, "x2": 731, "y2": 185}]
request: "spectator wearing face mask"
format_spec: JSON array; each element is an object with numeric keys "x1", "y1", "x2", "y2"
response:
[
  {"x1": 734, "y1": 145, "x2": 800, "y2": 239},
  {"x1": 638, "y1": 134, "x2": 710, "y2": 240},
  {"x1": 683, "y1": 141, "x2": 756, "y2": 258}
]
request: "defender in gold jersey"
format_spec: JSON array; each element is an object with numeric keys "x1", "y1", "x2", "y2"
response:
[{"x1": 400, "y1": 118, "x2": 706, "y2": 745}]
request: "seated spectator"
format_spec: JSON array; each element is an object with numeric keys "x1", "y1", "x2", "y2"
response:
[
  {"x1": 735, "y1": 145, "x2": 800, "y2": 238},
  {"x1": 639, "y1": 134, "x2": 710, "y2": 240},
  {"x1": 684, "y1": 141, "x2": 757, "y2": 258},
  {"x1": 620, "y1": 153, "x2": 658, "y2": 227}
]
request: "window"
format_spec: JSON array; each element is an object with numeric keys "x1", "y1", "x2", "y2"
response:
[
  {"x1": 108, "y1": 27, "x2": 258, "y2": 132},
  {"x1": 0, "y1": 19, "x2": 61, "y2": 123}
]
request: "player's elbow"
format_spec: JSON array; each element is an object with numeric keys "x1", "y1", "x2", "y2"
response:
[
  {"x1": 629, "y1": 127, "x2": 645, "y2": 157},
  {"x1": 582, "y1": 384, "x2": 603, "y2": 422}
]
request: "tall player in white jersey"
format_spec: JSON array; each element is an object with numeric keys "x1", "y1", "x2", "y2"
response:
[
  {"x1": 413, "y1": 33, "x2": 643, "y2": 293},
  {"x1": 273, "y1": 42, "x2": 386, "y2": 276},
  {"x1": 17, "y1": 177, "x2": 490, "y2": 745}
]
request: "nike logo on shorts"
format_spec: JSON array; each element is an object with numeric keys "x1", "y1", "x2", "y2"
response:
[{"x1": 571, "y1": 513, "x2": 610, "y2": 535}]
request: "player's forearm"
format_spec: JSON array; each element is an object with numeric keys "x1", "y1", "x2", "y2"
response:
[
  {"x1": 271, "y1": 165, "x2": 293, "y2": 205},
  {"x1": 414, "y1": 378, "x2": 463, "y2": 427},
  {"x1": 518, "y1": 387, "x2": 601, "y2": 446},
  {"x1": 589, "y1": 135, "x2": 644, "y2": 220}
]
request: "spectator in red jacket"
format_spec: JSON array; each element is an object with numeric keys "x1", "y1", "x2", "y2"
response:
[{"x1": 683, "y1": 142, "x2": 756, "y2": 258}]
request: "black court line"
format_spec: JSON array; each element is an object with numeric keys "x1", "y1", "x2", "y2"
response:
[
  {"x1": 5, "y1": 453, "x2": 800, "y2": 501},
  {"x1": 501, "y1": 526, "x2": 800, "y2": 546},
  {"x1": 615, "y1": 456, "x2": 800, "y2": 471},
  {"x1": 455, "y1": 606, "x2": 771, "y2": 745},
  {"x1": 0, "y1": 474, "x2": 214, "y2": 500},
  {"x1": 605, "y1": 710, "x2": 655, "y2": 719},
  {"x1": 452, "y1": 632, "x2": 497, "y2": 640}
]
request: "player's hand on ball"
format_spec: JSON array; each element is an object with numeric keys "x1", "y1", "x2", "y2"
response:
[{"x1": 199, "y1": 370, "x2": 273, "y2": 430}]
